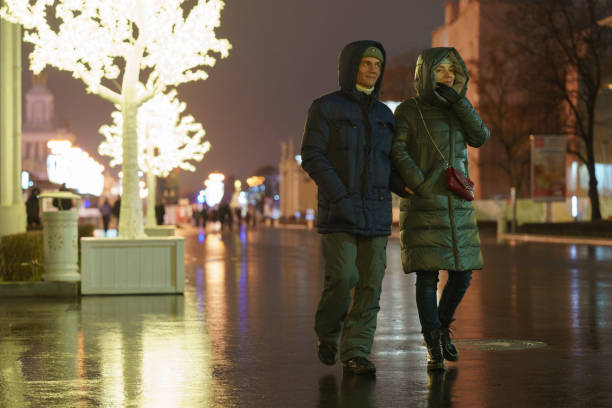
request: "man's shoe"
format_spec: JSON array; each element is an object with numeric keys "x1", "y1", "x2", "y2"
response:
[
  {"x1": 423, "y1": 329, "x2": 445, "y2": 372},
  {"x1": 317, "y1": 340, "x2": 338, "y2": 366},
  {"x1": 342, "y1": 357, "x2": 376, "y2": 375},
  {"x1": 441, "y1": 327, "x2": 458, "y2": 361}
]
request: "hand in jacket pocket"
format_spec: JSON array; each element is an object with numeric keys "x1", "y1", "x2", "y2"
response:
[
  {"x1": 415, "y1": 163, "x2": 445, "y2": 196},
  {"x1": 330, "y1": 196, "x2": 356, "y2": 224}
]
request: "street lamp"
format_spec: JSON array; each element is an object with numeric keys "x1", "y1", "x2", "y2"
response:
[
  {"x1": 246, "y1": 176, "x2": 265, "y2": 187},
  {"x1": 204, "y1": 172, "x2": 225, "y2": 208}
]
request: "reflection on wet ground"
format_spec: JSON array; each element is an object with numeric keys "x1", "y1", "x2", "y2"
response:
[{"x1": 1, "y1": 227, "x2": 612, "y2": 407}]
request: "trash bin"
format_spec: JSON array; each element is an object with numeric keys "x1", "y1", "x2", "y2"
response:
[{"x1": 39, "y1": 191, "x2": 81, "y2": 282}]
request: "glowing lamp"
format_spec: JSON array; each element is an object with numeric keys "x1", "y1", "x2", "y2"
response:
[
  {"x1": 238, "y1": 191, "x2": 247, "y2": 206},
  {"x1": 47, "y1": 139, "x2": 72, "y2": 154},
  {"x1": 571, "y1": 195, "x2": 578, "y2": 219},
  {"x1": 197, "y1": 190, "x2": 206, "y2": 204},
  {"x1": 21, "y1": 171, "x2": 30, "y2": 190},
  {"x1": 246, "y1": 176, "x2": 265, "y2": 187},
  {"x1": 204, "y1": 172, "x2": 225, "y2": 207}
]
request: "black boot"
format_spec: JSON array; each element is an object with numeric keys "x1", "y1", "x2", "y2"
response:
[
  {"x1": 423, "y1": 329, "x2": 445, "y2": 372},
  {"x1": 441, "y1": 327, "x2": 458, "y2": 361}
]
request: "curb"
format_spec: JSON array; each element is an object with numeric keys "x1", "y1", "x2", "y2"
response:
[
  {"x1": 0, "y1": 281, "x2": 80, "y2": 297},
  {"x1": 499, "y1": 233, "x2": 612, "y2": 247}
]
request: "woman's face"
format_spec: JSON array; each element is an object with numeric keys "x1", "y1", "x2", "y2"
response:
[{"x1": 434, "y1": 62, "x2": 455, "y2": 87}]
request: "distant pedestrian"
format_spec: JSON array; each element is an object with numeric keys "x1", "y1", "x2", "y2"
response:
[
  {"x1": 112, "y1": 198, "x2": 121, "y2": 226},
  {"x1": 155, "y1": 203, "x2": 165, "y2": 225},
  {"x1": 234, "y1": 207, "x2": 242, "y2": 226},
  {"x1": 99, "y1": 197, "x2": 112, "y2": 235},
  {"x1": 25, "y1": 187, "x2": 41, "y2": 229},
  {"x1": 220, "y1": 203, "x2": 233, "y2": 230},
  {"x1": 248, "y1": 205, "x2": 257, "y2": 229},
  {"x1": 300, "y1": 40, "x2": 407, "y2": 376},
  {"x1": 390, "y1": 47, "x2": 490, "y2": 372},
  {"x1": 201, "y1": 207, "x2": 208, "y2": 227}
]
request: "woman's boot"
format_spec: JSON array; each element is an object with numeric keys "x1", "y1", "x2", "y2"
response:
[
  {"x1": 441, "y1": 327, "x2": 458, "y2": 361},
  {"x1": 423, "y1": 329, "x2": 445, "y2": 371}
]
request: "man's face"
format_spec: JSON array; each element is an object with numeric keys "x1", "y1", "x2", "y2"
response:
[
  {"x1": 434, "y1": 62, "x2": 456, "y2": 87},
  {"x1": 356, "y1": 57, "x2": 382, "y2": 88}
]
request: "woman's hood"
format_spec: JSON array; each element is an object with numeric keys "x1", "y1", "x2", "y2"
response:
[{"x1": 414, "y1": 47, "x2": 468, "y2": 106}]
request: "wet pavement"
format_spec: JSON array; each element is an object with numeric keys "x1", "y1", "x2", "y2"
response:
[{"x1": 1, "y1": 226, "x2": 612, "y2": 407}]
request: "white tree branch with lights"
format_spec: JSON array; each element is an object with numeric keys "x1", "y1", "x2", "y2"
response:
[
  {"x1": 1, "y1": 0, "x2": 230, "y2": 238},
  {"x1": 99, "y1": 90, "x2": 211, "y2": 228}
]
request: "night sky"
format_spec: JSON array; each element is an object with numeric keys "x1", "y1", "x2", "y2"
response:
[{"x1": 22, "y1": 0, "x2": 447, "y2": 196}]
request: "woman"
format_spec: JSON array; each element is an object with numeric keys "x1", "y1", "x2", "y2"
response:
[
  {"x1": 26, "y1": 187, "x2": 41, "y2": 229},
  {"x1": 390, "y1": 47, "x2": 489, "y2": 372}
]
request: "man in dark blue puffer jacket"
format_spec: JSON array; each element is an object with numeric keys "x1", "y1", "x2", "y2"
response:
[{"x1": 301, "y1": 40, "x2": 406, "y2": 375}]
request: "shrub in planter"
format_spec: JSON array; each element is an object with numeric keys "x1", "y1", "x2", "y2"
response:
[
  {"x1": 78, "y1": 224, "x2": 95, "y2": 245},
  {"x1": 0, "y1": 231, "x2": 45, "y2": 281},
  {"x1": 0, "y1": 224, "x2": 94, "y2": 282}
]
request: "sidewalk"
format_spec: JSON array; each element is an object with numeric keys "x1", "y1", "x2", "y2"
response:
[{"x1": 1, "y1": 227, "x2": 611, "y2": 407}]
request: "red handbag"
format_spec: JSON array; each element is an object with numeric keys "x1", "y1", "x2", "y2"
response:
[
  {"x1": 446, "y1": 166, "x2": 475, "y2": 201},
  {"x1": 415, "y1": 100, "x2": 475, "y2": 201}
]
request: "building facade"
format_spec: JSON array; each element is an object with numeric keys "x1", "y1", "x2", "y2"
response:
[
  {"x1": 432, "y1": 0, "x2": 515, "y2": 199},
  {"x1": 278, "y1": 139, "x2": 316, "y2": 221},
  {"x1": 433, "y1": 0, "x2": 612, "y2": 200},
  {"x1": 21, "y1": 73, "x2": 76, "y2": 183}
]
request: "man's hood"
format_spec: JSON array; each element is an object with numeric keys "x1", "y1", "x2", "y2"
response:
[
  {"x1": 414, "y1": 47, "x2": 468, "y2": 106},
  {"x1": 338, "y1": 40, "x2": 387, "y2": 97}
]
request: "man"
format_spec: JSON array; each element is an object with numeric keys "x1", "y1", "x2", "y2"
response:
[
  {"x1": 301, "y1": 40, "x2": 406, "y2": 375},
  {"x1": 52, "y1": 183, "x2": 73, "y2": 211}
]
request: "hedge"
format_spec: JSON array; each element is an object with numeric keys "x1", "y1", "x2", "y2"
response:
[{"x1": 0, "y1": 224, "x2": 95, "y2": 282}]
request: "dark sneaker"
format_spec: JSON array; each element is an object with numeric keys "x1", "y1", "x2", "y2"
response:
[
  {"x1": 317, "y1": 340, "x2": 338, "y2": 366},
  {"x1": 441, "y1": 327, "x2": 458, "y2": 362},
  {"x1": 342, "y1": 357, "x2": 376, "y2": 375}
]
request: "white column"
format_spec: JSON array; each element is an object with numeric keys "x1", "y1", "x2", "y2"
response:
[{"x1": 0, "y1": 18, "x2": 26, "y2": 237}]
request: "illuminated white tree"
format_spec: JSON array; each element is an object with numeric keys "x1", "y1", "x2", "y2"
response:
[
  {"x1": 99, "y1": 89, "x2": 211, "y2": 228},
  {"x1": 1, "y1": 0, "x2": 230, "y2": 238}
]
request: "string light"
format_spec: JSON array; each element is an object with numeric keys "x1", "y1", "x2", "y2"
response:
[
  {"x1": 46, "y1": 140, "x2": 105, "y2": 196},
  {"x1": 1, "y1": 0, "x2": 231, "y2": 238},
  {"x1": 99, "y1": 89, "x2": 210, "y2": 177}
]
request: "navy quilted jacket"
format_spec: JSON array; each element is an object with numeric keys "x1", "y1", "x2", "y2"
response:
[{"x1": 301, "y1": 40, "x2": 406, "y2": 236}]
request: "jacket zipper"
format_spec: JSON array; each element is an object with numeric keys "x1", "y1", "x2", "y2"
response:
[{"x1": 448, "y1": 117, "x2": 460, "y2": 270}]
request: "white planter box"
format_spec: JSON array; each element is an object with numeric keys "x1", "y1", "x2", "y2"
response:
[
  {"x1": 144, "y1": 225, "x2": 176, "y2": 237},
  {"x1": 80, "y1": 237, "x2": 184, "y2": 295}
]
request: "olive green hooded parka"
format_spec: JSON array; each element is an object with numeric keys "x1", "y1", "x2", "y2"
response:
[{"x1": 390, "y1": 47, "x2": 490, "y2": 273}]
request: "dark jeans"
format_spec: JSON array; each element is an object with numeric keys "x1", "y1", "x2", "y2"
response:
[{"x1": 415, "y1": 270, "x2": 472, "y2": 333}]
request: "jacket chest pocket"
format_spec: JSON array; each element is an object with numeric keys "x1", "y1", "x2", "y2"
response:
[
  {"x1": 375, "y1": 120, "x2": 393, "y2": 154},
  {"x1": 331, "y1": 119, "x2": 359, "y2": 150}
]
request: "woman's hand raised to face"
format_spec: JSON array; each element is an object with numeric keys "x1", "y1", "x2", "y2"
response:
[{"x1": 435, "y1": 83, "x2": 461, "y2": 104}]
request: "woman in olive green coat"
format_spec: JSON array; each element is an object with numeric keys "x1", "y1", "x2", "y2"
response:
[{"x1": 390, "y1": 47, "x2": 489, "y2": 372}]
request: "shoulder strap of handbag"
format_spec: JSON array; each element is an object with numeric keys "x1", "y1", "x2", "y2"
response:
[{"x1": 413, "y1": 99, "x2": 449, "y2": 168}]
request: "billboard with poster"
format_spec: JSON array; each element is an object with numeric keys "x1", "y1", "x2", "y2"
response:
[{"x1": 530, "y1": 134, "x2": 567, "y2": 202}]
